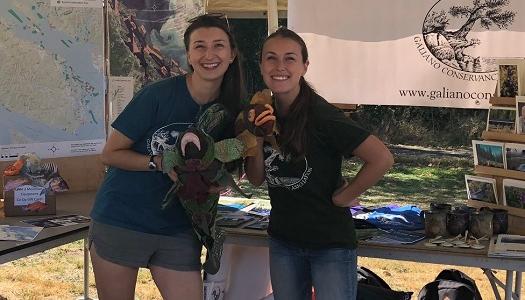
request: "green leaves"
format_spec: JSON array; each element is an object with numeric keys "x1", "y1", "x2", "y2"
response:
[
  {"x1": 161, "y1": 148, "x2": 183, "y2": 173},
  {"x1": 214, "y1": 138, "x2": 245, "y2": 163}
]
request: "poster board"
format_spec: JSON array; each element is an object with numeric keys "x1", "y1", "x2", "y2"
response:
[
  {"x1": 0, "y1": 155, "x2": 105, "y2": 195},
  {"x1": 0, "y1": 1, "x2": 106, "y2": 159}
]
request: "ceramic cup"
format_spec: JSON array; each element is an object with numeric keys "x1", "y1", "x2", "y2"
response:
[
  {"x1": 447, "y1": 209, "x2": 469, "y2": 236},
  {"x1": 469, "y1": 210, "x2": 493, "y2": 239},
  {"x1": 430, "y1": 203, "x2": 452, "y2": 213},
  {"x1": 481, "y1": 207, "x2": 508, "y2": 234},
  {"x1": 424, "y1": 209, "x2": 448, "y2": 238}
]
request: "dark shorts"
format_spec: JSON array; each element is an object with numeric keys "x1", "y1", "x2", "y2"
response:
[{"x1": 88, "y1": 221, "x2": 202, "y2": 271}]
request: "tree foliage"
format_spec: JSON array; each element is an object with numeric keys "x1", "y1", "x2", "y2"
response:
[{"x1": 352, "y1": 106, "x2": 487, "y2": 147}]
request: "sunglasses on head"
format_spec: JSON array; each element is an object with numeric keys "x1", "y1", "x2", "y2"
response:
[{"x1": 188, "y1": 12, "x2": 230, "y2": 31}]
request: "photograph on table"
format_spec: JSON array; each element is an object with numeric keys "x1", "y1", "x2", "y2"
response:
[
  {"x1": 516, "y1": 96, "x2": 525, "y2": 134},
  {"x1": 502, "y1": 178, "x2": 525, "y2": 208},
  {"x1": 495, "y1": 58, "x2": 525, "y2": 97},
  {"x1": 0, "y1": 225, "x2": 43, "y2": 242},
  {"x1": 504, "y1": 142, "x2": 525, "y2": 172},
  {"x1": 465, "y1": 175, "x2": 498, "y2": 204},
  {"x1": 472, "y1": 140, "x2": 505, "y2": 168},
  {"x1": 486, "y1": 106, "x2": 516, "y2": 133}
]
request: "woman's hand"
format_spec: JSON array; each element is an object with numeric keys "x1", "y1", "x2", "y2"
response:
[
  {"x1": 332, "y1": 135, "x2": 393, "y2": 207},
  {"x1": 332, "y1": 178, "x2": 360, "y2": 207},
  {"x1": 254, "y1": 104, "x2": 276, "y2": 127}
]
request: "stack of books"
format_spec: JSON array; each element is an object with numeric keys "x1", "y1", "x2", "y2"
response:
[{"x1": 487, "y1": 234, "x2": 525, "y2": 258}]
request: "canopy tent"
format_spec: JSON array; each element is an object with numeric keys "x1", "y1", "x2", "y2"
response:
[
  {"x1": 206, "y1": 0, "x2": 287, "y2": 13},
  {"x1": 206, "y1": 0, "x2": 286, "y2": 34}
]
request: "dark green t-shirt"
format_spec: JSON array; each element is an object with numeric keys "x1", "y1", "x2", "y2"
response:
[
  {"x1": 264, "y1": 94, "x2": 369, "y2": 249},
  {"x1": 91, "y1": 76, "x2": 219, "y2": 235}
]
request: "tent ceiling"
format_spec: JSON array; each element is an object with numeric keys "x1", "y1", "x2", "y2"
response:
[{"x1": 206, "y1": 0, "x2": 287, "y2": 12}]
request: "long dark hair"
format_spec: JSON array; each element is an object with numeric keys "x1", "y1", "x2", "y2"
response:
[
  {"x1": 184, "y1": 14, "x2": 245, "y2": 116},
  {"x1": 261, "y1": 27, "x2": 316, "y2": 158}
]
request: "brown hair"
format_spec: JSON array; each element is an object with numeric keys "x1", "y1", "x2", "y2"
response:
[{"x1": 261, "y1": 27, "x2": 316, "y2": 158}]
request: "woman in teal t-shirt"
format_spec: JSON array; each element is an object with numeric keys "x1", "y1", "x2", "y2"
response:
[{"x1": 89, "y1": 14, "x2": 244, "y2": 300}]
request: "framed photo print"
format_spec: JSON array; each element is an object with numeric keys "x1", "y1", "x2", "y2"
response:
[
  {"x1": 465, "y1": 175, "x2": 498, "y2": 204},
  {"x1": 516, "y1": 96, "x2": 525, "y2": 134},
  {"x1": 495, "y1": 58, "x2": 525, "y2": 97},
  {"x1": 505, "y1": 142, "x2": 525, "y2": 172},
  {"x1": 472, "y1": 140, "x2": 505, "y2": 168},
  {"x1": 486, "y1": 106, "x2": 516, "y2": 133},
  {"x1": 502, "y1": 178, "x2": 525, "y2": 208}
]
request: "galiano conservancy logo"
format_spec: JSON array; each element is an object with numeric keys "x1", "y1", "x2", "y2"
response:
[{"x1": 414, "y1": 0, "x2": 516, "y2": 82}]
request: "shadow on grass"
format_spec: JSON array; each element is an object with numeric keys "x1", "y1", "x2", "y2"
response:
[
  {"x1": 228, "y1": 151, "x2": 474, "y2": 209},
  {"x1": 344, "y1": 156, "x2": 473, "y2": 207}
]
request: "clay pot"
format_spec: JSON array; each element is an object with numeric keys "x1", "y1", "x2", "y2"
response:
[
  {"x1": 447, "y1": 209, "x2": 469, "y2": 236},
  {"x1": 454, "y1": 205, "x2": 477, "y2": 214},
  {"x1": 430, "y1": 203, "x2": 452, "y2": 213},
  {"x1": 469, "y1": 210, "x2": 493, "y2": 239},
  {"x1": 424, "y1": 209, "x2": 448, "y2": 238},
  {"x1": 481, "y1": 207, "x2": 508, "y2": 234}
]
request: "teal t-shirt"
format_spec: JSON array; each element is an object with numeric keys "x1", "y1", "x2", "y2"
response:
[
  {"x1": 91, "y1": 76, "x2": 216, "y2": 235},
  {"x1": 264, "y1": 94, "x2": 370, "y2": 249}
]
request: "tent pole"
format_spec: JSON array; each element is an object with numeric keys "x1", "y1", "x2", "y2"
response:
[{"x1": 267, "y1": 0, "x2": 278, "y2": 35}]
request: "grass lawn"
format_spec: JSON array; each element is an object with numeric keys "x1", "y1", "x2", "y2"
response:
[
  {"x1": 0, "y1": 147, "x2": 522, "y2": 299},
  {"x1": 236, "y1": 151, "x2": 473, "y2": 208}
]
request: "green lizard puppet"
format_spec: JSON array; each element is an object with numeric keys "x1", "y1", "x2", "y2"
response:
[{"x1": 160, "y1": 103, "x2": 251, "y2": 274}]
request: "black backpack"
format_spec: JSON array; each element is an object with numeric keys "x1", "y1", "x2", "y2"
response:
[
  {"x1": 418, "y1": 269, "x2": 482, "y2": 300},
  {"x1": 357, "y1": 266, "x2": 413, "y2": 300}
]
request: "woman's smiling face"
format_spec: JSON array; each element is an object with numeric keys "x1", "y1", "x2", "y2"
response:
[
  {"x1": 260, "y1": 36, "x2": 308, "y2": 103},
  {"x1": 187, "y1": 27, "x2": 235, "y2": 83}
]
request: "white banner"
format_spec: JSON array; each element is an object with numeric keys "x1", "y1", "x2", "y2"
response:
[{"x1": 288, "y1": 0, "x2": 525, "y2": 108}]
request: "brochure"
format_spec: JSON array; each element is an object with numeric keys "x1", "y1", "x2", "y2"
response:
[
  {"x1": 216, "y1": 214, "x2": 255, "y2": 228},
  {"x1": 0, "y1": 225, "x2": 43, "y2": 242},
  {"x1": 217, "y1": 197, "x2": 254, "y2": 212},
  {"x1": 244, "y1": 217, "x2": 269, "y2": 230},
  {"x1": 245, "y1": 205, "x2": 271, "y2": 217},
  {"x1": 364, "y1": 229, "x2": 426, "y2": 245},
  {"x1": 21, "y1": 214, "x2": 91, "y2": 228}
]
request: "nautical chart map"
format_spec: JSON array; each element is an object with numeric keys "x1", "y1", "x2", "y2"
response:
[{"x1": 0, "y1": 0, "x2": 104, "y2": 160}]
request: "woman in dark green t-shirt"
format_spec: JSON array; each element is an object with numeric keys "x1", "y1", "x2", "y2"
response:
[{"x1": 245, "y1": 28, "x2": 394, "y2": 300}]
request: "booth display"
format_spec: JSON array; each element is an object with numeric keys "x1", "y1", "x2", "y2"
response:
[
  {"x1": 2, "y1": 154, "x2": 69, "y2": 216},
  {"x1": 471, "y1": 96, "x2": 525, "y2": 236},
  {"x1": 2, "y1": 1, "x2": 525, "y2": 298}
]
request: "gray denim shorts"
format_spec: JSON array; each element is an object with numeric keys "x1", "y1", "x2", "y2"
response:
[{"x1": 88, "y1": 221, "x2": 202, "y2": 271}]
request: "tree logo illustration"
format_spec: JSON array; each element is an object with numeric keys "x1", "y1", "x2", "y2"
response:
[{"x1": 422, "y1": 0, "x2": 516, "y2": 73}]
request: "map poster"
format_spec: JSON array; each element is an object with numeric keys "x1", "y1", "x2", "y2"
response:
[
  {"x1": 50, "y1": 0, "x2": 103, "y2": 8},
  {"x1": 108, "y1": 76, "x2": 134, "y2": 124},
  {"x1": 0, "y1": 1, "x2": 105, "y2": 160},
  {"x1": 107, "y1": 0, "x2": 203, "y2": 92}
]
